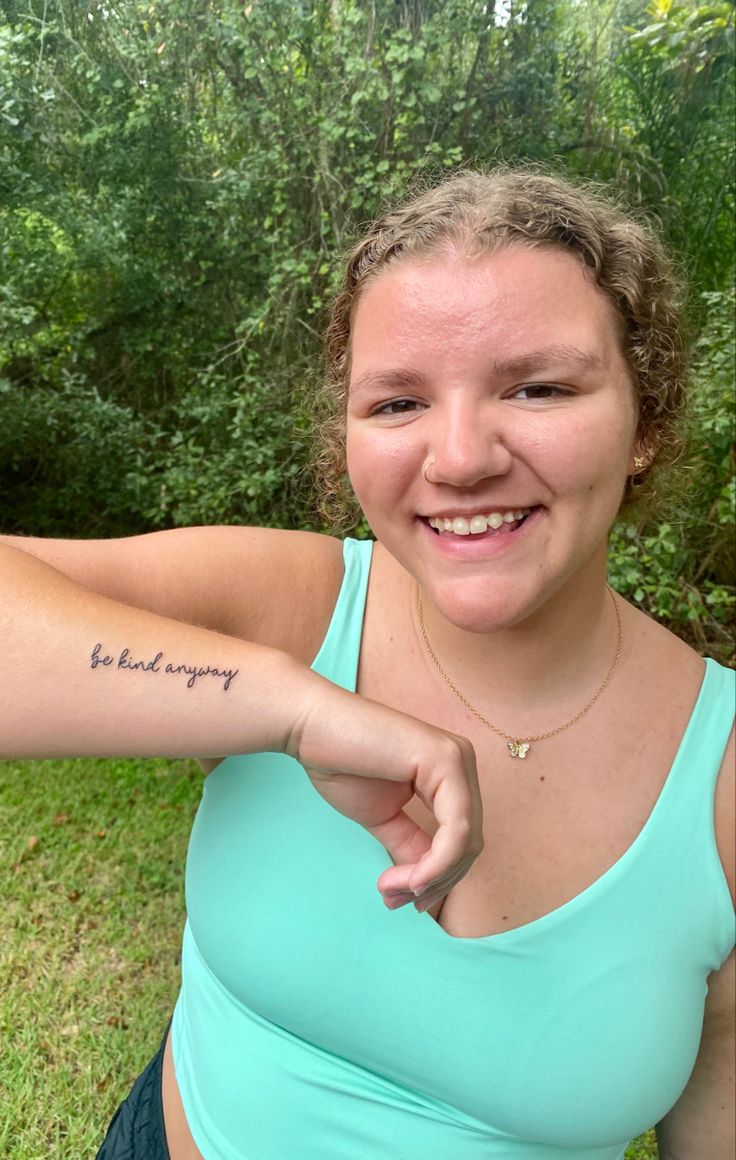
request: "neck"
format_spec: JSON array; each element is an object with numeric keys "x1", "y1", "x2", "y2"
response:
[{"x1": 414, "y1": 552, "x2": 622, "y2": 730}]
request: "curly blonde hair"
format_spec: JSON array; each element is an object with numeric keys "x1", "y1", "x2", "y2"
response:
[{"x1": 311, "y1": 166, "x2": 688, "y2": 530}]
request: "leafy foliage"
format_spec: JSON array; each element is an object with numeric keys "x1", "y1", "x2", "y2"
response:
[
  {"x1": 592, "y1": 0, "x2": 735, "y2": 311},
  {"x1": 609, "y1": 288, "x2": 735, "y2": 661},
  {"x1": 0, "y1": 374, "x2": 161, "y2": 535},
  {"x1": 0, "y1": 0, "x2": 733, "y2": 649}
]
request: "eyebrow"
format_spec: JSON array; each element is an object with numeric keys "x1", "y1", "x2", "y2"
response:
[
  {"x1": 488, "y1": 344, "x2": 605, "y2": 377},
  {"x1": 350, "y1": 368, "x2": 426, "y2": 395},
  {"x1": 350, "y1": 345, "x2": 604, "y2": 393}
]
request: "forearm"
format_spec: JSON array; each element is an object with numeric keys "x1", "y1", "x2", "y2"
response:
[
  {"x1": 0, "y1": 544, "x2": 485, "y2": 915},
  {"x1": 0, "y1": 542, "x2": 315, "y2": 760}
]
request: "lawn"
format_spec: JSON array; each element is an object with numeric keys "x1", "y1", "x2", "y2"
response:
[{"x1": 0, "y1": 757, "x2": 657, "y2": 1158}]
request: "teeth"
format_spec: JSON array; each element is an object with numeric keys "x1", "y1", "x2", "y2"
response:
[{"x1": 428, "y1": 508, "x2": 531, "y2": 535}]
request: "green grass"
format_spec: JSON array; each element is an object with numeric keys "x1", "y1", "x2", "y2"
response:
[
  {"x1": 0, "y1": 757, "x2": 199, "y2": 1157},
  {"x1": 0, "y1": 758, "x2": 658, "y2": 1158}
]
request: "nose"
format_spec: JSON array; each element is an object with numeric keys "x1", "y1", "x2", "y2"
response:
[{"x1": 425, "y1": 402, "x2": 512, "y2": 488}]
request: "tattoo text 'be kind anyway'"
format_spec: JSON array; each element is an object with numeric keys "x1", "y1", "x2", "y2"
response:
[{"x1": 90, "y1": 643, "x2": 239, "y2": 691}]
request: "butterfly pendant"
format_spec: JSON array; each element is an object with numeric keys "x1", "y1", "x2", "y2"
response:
[{"x1": 507, "y1": 739, "x2": 530, "y2": 760}]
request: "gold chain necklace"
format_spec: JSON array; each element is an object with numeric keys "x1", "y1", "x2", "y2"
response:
[{"x1": 416, "y1": 586, "x2": 623, "y2": 760}]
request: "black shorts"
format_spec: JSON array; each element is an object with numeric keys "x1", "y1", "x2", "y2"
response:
[{"x1": 95, "y1": 1025, "x2": 171, "y2": 1160}]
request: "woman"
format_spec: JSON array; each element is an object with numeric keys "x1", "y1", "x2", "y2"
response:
[{"x1": 1, "y1": 169, "x2": 733, "y2": 1159}]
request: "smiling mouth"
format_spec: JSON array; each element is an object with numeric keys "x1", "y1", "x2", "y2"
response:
[{"x1": 425, "y1": 508, "x2": 534, "y2": 537}]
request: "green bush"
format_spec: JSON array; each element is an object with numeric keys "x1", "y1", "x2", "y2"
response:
[
  {"x1": 143, "y1": 364, "x2": 306, "y2": 531},
  {"x1": 0, "y1": 0, "x2": 733, "y2": 655},
  {"x1": 609, "y1": 289, "x2": 735, "y2": 662},
  {"x1": 0, "y1": 375, "x2": 161, "y2": 536}
]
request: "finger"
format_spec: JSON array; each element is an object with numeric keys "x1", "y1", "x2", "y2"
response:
[
  {"x1": 407, "y1": 818, "x2": 477, "y2": 897},
  {"x1": 377, "y1": 851, "x2": 463, "y2": 909},
  {"x1": 370, "y1": 809, "x2": 433, "y2": 878},
  {"x1": 409, "y1": 759, "x2": 481, "y2": 893},
  {"x1": 381, "y1": 857, "x2": 457, "y2": 899},
  {"x1": 376, "y1": 813, "x2": 472, "y2": 894}
]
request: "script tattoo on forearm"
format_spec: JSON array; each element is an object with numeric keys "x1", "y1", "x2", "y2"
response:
[{"x1": 90, "y1": 643, "x2": 239, "y2": 691}]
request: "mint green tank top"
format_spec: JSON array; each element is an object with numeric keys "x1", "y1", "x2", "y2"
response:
[{"x1": 172, "y1": 538, "x2": 735, "y2": 1159}]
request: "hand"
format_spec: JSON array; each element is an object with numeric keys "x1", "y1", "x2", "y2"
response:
[{"x1": 289, "y1": 680, "x2": 483, "y2": 915}]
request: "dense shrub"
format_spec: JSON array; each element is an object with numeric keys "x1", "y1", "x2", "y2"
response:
[
  {"x1": 609, "y1": 289, "x2": 735, "y2": 663},
  {"x1": 1, "y1": 0, "x2": 733, "y2": 651},
  {"x1": 0, "y1": 375, "x2": 161, "y2": 536}
]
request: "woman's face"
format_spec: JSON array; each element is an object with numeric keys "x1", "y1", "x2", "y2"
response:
[{"x1": 345, "y1": 245, "x2": 642, "y2": 631}]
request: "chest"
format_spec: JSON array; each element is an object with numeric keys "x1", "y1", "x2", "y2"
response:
[
  {"x1": 185, "y1": 747, "x2": 711, "y2": 1150},
  {"x1": 356, "y1": 577, "x2": 702, "y2": 941}
]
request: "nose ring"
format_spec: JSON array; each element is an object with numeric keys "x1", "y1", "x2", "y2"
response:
[{"x1": 423, "y1": 460, "x2": 435, "y2": 484}]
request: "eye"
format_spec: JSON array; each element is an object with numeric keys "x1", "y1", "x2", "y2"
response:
[
  {"x1": 374, "y1": 398, "x2": 425, "y2": 415},
  {"x1": 512, "y1": 383, "x2": 569, "y2": 401}
]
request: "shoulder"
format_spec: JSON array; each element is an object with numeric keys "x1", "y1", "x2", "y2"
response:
[
  {"x1": 621, "y1": 598, "x2": 730, "y2": 728},
  {"x1": 622, "y1": 599, "x2": 704, "y2": 683},
  {"x1": 171, "y1": 525, "x2": 356, "y2": 664},
  {"x1": 198, "y1": 527, "x2": 346, "y2": 661},
  {"x1": 56, "y1": 524, "x2": 346, "y2": 663},
  {"x1": 622, "y1": 602, "x2": 735, "y2": 904},
  {"x1": 620, "y1": 600, "x2": 708, "y2": 740}
]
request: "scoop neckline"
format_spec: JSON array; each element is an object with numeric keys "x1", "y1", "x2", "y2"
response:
[{"x1": 403, "y1": 658, "x2": 715, "y2": 949}]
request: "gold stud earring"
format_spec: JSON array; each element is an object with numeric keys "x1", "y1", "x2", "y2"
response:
[{"x1": 633, "y1": 456, "x2": 646, "y2": 471}]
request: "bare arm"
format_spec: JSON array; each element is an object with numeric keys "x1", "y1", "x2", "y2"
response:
[
  {"x1": 0, "y1": 526, "x2": 340, "y2": 648},
  {"x1": 656, "y1": 951, "x2": 735, "y2": 1160},
  {"x1": 656, "y1": 730, "x2": 735, "y2": 1159},
  {"x1": 1, "y1": 540, "x2": 309, "y2": 760},
  {"x1": 0, "y1": 543, "x2": 483, "y2": 913}
]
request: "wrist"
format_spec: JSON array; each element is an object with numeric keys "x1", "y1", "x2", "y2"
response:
[{"x1": 275, "y1": 656, "x2": 341, "y2": 763}]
